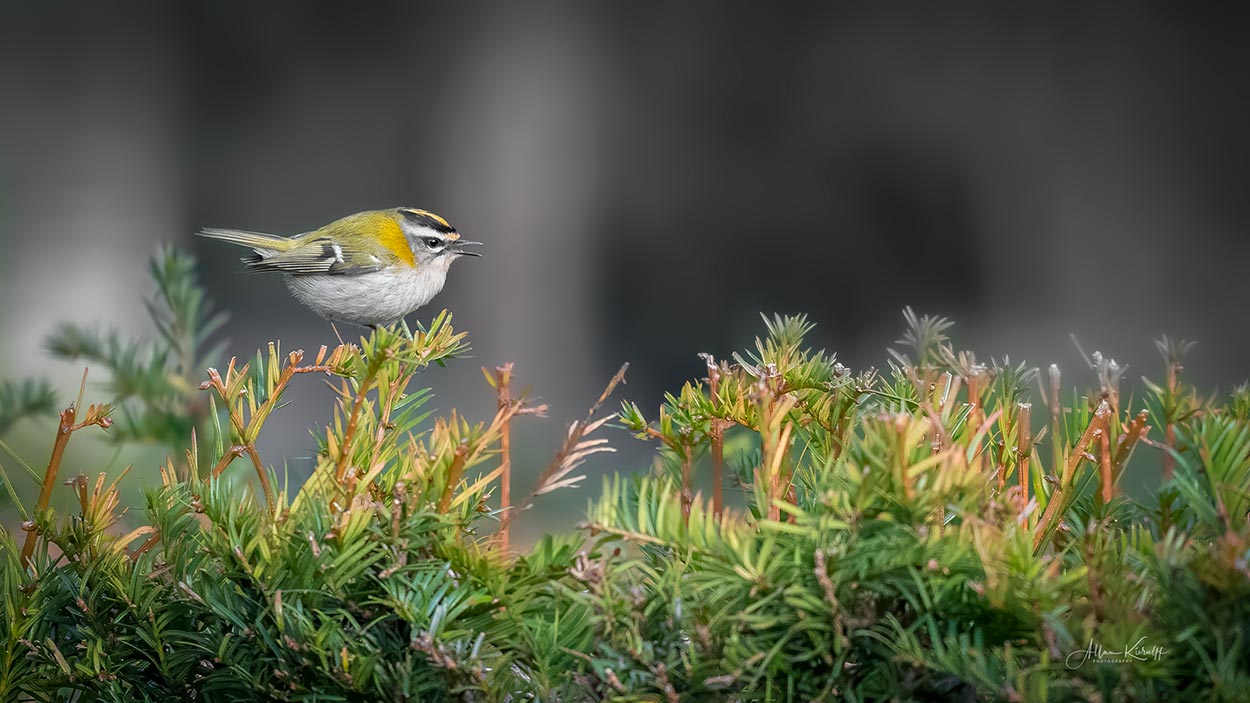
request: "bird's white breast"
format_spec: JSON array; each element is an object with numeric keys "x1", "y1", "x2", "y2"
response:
[{"x1": 284, "y1": 265, "x2": 449, "y2": 326}]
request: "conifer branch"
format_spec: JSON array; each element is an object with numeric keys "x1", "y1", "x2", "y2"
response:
[
  {"x1": 20, "y1": 369, "x2": 112, "y2": 568},
  {"x1": 1033, "y1": 400, "x2": 1111, "y2": 551}
]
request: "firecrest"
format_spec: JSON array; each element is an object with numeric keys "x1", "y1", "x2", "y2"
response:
[{"x1": 197, "y1": 207, "x2": 481, "y2": 327}]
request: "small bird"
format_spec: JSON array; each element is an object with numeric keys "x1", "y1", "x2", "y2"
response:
[{"x1": 198, "y1": 207, "x2": 481, "y2": 327}]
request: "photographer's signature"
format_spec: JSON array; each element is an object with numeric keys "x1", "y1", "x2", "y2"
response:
[{"x1": 1066, "y1": 638, "x2": 1170, "y2": 669}]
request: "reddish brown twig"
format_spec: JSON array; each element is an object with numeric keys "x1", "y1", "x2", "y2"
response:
[
  {"x1": 201, "y1": 360, "x2": 272, "y2": 508},
  {"x1": 638, "y1": 422, "x2": 695, "y2": 521},
  {"x1": 1112, "y1": 410, "x2": 1150, "y2": 483},
  {"x1": 21, "y1": 406, "x2": 78, "y2": 569},
  {"x1": 1048, "y1": 364, "x2": 1063, "y2": 476},
  {"x1": 1033, "y1": 401, "x2": 1110, "y2": 551},
  {"x1": 1099, "y1": 421, "x2": 1113, "y2": 502},
  {"x1": 20, "y1": 369, "x2": 112, "y2": 569},
  {"x1": 1163, "y1": 354, "x2": 1178, "y2": 480},
  {"x1": 483, "y1": 363, "x2": 551, "y2": 550},
  {"x1": 211, "y1": 445, "x2": 247, "y2": 479},
  {"x1": 706, "y1": 356, "x2": 726, "y2": 518},
  {"x1": 499, "y1": 364, "x2": 627, "y2": 535},
  {"x1": 436, "y1": 445, "x2": 470, "y2": 514},
  {"x1": 365, "y1": 362, "x2": 419, "y2": 478},
  {"x1": 680, "y1": 453, "x2": 693, "y2": 520},
  {"x1": 129, "y1": 532, "x2": 162, "y2": 562},
  {"x1": 1017, "y1": 402, "x2": 1032, "y2": 510},
  {"x1": 908, "y1": 367, "x2": 952, "y2": 454},
  {"x1": 493, "y1": 363, "x2": 514, "y2": 552},
  {"x1": 784, "y1": 437, "x2": 798, "y2": 524},
  {"x1": 966, "y1": 366, "x2": 987, "y2": 473},
  {"x1": 334, "y1": 383, "x2": 371, "y2": 484},
  {"x1": 201, "y1": 346, "x2": 349, "y2": 511}
]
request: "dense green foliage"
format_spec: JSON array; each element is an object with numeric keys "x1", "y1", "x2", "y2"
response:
[{"x1": 0, "y1": 252, "x2": 1247, "y2": 702}]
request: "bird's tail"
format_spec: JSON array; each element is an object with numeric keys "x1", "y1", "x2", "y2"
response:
[{"x1": 197, "y1": 227, "x2": 296, "y2": 252}]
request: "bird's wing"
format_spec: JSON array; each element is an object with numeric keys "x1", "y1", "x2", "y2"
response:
[
  {"x1": 241, "y1": 236, "x2": 393, "y2": 275},
  {"x1": 198, "y1": 212, "x2": 412, "y2": 276}
]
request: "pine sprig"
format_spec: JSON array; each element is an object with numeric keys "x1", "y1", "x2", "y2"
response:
[
  {"x1": 45, "y1": 245, "x2": 225, "y2": 449},
  {"x1": 0, "y1": 379, "x2": 56, "y2": 435}
]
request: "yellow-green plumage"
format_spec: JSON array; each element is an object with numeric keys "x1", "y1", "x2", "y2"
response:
[{"x1": 197, "y1": 207, "x2": 479, "y2": 326}]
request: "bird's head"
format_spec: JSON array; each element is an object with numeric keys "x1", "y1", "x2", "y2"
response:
[{"x1": 395, "y1": 207, "x2": 482, "y2": 269}]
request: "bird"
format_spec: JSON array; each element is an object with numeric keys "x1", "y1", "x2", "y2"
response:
[{"x1": 197, "y1": 207, "x2": 481, "y2": 327}]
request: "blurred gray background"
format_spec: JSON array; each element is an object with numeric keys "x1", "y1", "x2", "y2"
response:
[{"x1": 2, "y1": 2, "x2": 1249, "y2": 540}]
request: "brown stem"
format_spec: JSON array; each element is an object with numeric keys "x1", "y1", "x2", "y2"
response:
[
  {"x1": 495, "y1": 364, "x2": 514, "y2": 552},
  {"x1": 211, "y1": 445, "x2": 247, "y2": 479},
  {"x1": 334, "y1": 384, "x2": 370, "y2": 484},
  {"x1": 1162, "y1": 358, "x2": 1180, "y2": 480},
  {"x1": 707, "y1": 360, "x2": 725, "y2": 518},
  {"x1": 710, "y1": 425, "x2": 724, "y2": 518},
  {"x1": 1112, "y1": 410, "x2": 1150, "y2": 483},
  {"x1": 243, "y1": 445, "x2": 274, "y2": 510},
  {"x1": 642, "y1": 425, "x2": 686, "y2": 457},
  {"x1": 1017, "y1": 402, "x2": 1032, "y2": 511},
  {"x1": 363, "y1": 369, "x2": 413, "y2": 476},
  {"x1": 784, "y1": 443, "x2": 798, "y2": 525},
  {"x1": 1108, "y1": 372, "x2": 1121, "y2": 435},
  {"x1": 1033, "y1": 401, "x2": 1110, "y2": 551},
  {"x1": 129, "y1": 533, "x2": 162, "y2": 562},
  {"x1": 761, "y1": 382, "x2": 792, "y2": 522},
  {"x1": 330, "y1": 342, "x2": 389, "y2": 487},
  {"x1": 814, "y1": 549, "x2": 848, "y2": 645},
  {"x1": 437, "y1": 445, "x2": 470, "y2": 514},
  {"x1": 680, "y1": 450, "x2": 693, "y2": 521},
  {"x1": 20, "y1": 405, "x2": 77, "y2": 568},
  {"x1": 499, "y1": 364, "x2": 621, "y2": 536},
  {"x1": 1064, "y1": 405, "x2": 1112, "y2": 485},
  {"x1": 1099, "y1": 422, "x2": 1113, "y2": 502},
  {"x1": 967, "y1": 367, "x2": 985, "y2": 473},
  {"x1": 224, "y1": 395, "x2": 274, "y2": 511},
  {"x1": 909, "y1": 368, "x2": 952, "y2": 452},
  {"x1": 1049, "y1": 364, "x2": 1063, "y2": 476},
  {"x1": 21, "y1": 370, "x2": 112, "y2": 568},
  {"x1": 200, "y1": 348, "x2": 348, "y2": 511}
]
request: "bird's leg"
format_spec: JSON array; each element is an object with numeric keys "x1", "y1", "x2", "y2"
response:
[{"x1": 330, "y1": 320, "x2": 346, "y2": 346}]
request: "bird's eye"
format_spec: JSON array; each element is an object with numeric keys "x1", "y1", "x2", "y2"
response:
[{"x1": 425, "y1": 237, "x2": 443, "y2": 248}]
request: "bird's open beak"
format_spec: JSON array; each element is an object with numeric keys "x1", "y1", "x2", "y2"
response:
[{"x1": 450, "y1": 240, "x2": 483, "y2": 257}]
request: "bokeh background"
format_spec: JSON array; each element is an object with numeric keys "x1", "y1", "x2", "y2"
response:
[{"x1": 3, "y1": 2, "x2": 1249, "y2": 542}]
